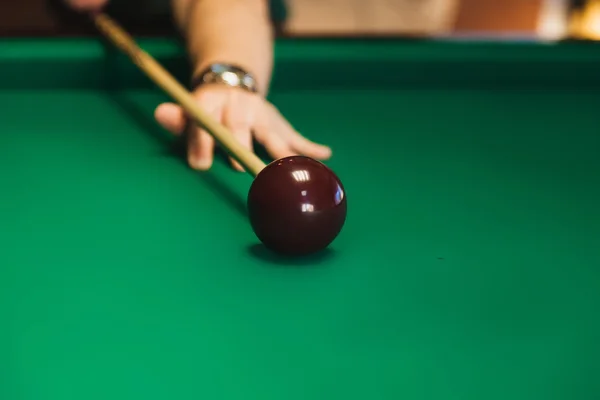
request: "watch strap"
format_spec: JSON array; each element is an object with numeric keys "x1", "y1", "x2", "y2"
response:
[{"x1": 190, "y1": 63, "x2": 258, "y2": 93}]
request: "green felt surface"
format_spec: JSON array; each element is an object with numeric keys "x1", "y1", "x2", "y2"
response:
[{"x1": 0, "y1": 38, "x2": 599, "y2": 400}]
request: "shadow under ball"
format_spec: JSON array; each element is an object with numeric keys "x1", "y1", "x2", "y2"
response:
[{"x1": 247, "y1": 156, "x2": 347, "y2": 256}]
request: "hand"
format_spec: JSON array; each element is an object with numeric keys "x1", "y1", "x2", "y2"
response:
[
  {"x1": 63, "y1": 0, "x2": 108, "y2": 12},
  {"x1": 154, "y1": 86, "x2": 332, "y2": 171}
]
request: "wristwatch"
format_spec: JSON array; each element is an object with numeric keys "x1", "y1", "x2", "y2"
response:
[{"x1": 190, "y1": 63, "x2": 258, "y2": 93}]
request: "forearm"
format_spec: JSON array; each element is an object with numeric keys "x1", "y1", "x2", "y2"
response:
[{"x1": 171, "y1": 0, "x2": 274, "y2": 94}]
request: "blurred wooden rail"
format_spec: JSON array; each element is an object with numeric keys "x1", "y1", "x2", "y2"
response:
[{"x1": 0, "y1": 0, "x2": 573, "y2": 38}]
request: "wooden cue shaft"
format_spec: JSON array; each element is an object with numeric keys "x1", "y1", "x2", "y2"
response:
[{"x1": 93, "y1": 13, "x2": 266, "y2": 177}]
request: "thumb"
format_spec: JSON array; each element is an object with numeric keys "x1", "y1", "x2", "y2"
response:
[{"x1": 155, "y1": 102, "x2": 187, "y2": 135}]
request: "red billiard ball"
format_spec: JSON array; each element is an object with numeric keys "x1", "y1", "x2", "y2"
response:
[{"x1": 247, "y1": 156, "x2": 347, "y2": 256}]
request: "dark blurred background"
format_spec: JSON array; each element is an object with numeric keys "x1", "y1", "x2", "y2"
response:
[{"x1": 0, "y1": 0, "x2": 599, "y2": 40}]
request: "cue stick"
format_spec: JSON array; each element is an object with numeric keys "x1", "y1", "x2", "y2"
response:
[{"x1": 93, "y1": 13, "x2": 266, "y2": 177}]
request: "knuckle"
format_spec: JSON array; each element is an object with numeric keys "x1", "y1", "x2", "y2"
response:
[
  {"x1": 193, "y1": 90, "x2": 216, "y2": 104},
  {"x1": 228, "y1": 119, "x2": 249, "y2": 133}
]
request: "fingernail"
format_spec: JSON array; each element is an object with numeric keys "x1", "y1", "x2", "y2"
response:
[
  {"x1": 189, "y1": 157, "x2": 211, "y2": 170},
  {"x1": 232, "y1": 161, "x2": 245, "y2": 172}
]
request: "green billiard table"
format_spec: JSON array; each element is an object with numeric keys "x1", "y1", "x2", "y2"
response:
[{"x1": 1, "y1": 37, "x2": 599, "y2": 400}]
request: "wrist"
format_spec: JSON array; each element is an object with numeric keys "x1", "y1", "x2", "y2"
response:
[{"x1": 179, "y1": 0, "x2": 274, "y2": 95}]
